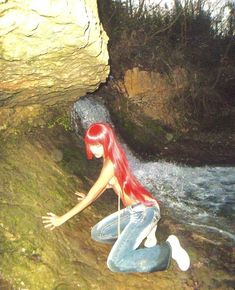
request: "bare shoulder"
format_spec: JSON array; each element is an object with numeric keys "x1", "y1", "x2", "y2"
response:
[{"x1": 103, "y1": 158, "x2": 115, "y2": 172}]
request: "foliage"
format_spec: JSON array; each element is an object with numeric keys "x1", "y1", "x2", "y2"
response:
[
  {"x1": 98, "y1": 0, "x2": 234, "y2": 70},
  {"x1": 98, "y1": 0, "x2": 235, "y2": 126}
]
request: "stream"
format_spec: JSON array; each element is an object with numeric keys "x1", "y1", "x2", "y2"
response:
[{"x1": 72, "y1": 96, "x2": 235, "y2": 245}]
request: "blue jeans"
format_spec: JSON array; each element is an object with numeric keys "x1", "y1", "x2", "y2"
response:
[{"x1": 91, "y1": 203, "x2": 172, "y2": 273}]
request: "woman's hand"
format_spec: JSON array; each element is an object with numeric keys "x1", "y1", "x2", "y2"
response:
[
  {"x1": 75, "y1": 191, "x2": 86, "y2": 201},
  {"x1": 42, "y1": 213, "x2": 64, "y2": 230}
]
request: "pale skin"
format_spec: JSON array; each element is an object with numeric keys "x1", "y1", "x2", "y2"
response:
[{"x1": 42, "y1": 144, "x2": 135, "y2": 230}]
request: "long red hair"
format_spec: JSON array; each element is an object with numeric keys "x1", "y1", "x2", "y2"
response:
[{"x1": 84, "y1": 123, "x2": 157, "y2": 206}]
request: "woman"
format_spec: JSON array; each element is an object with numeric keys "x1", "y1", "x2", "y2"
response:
[{"x1": 43, "y1": 123, "x2": 190, "y2": 273}]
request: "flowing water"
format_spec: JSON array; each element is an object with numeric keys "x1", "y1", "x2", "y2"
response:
[{"x1": 73, "y1": 96, "x2": 235, "y2": 245}]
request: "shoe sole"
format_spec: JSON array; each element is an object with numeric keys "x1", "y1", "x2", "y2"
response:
[{"x1": 167, "y1": 235, "x2": 190, "y2": 271}]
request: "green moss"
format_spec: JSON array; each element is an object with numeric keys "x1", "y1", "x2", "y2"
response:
[
  {"x1": 47, "y1": 115, "x2": 72, "y2": 131},
  {"x1": 106, "y1": 95, "x2": 169, "y2": 157},
  {"x1": 0, "y1": 127, "x2": 90, "y2": 289}
]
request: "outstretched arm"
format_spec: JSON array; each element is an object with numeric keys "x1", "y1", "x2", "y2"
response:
[{"x1": 42, "y1": 159, "x2": 114, "y2": 230}]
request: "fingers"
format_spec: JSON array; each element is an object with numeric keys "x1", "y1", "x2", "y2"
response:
[
  {"x1": 42, "y1": 213, "x2": 55, "y2": 219},
  {"x1": 75, "y1": 192, "x2": 86, "y2": 200},
  {"x1": 42, "y1": 218, "x2": 53, "y2": 223},
  {"x1": 44, "y1": 223, "x2": 55, "y2": 230},
  {"x1": 42, "y1": 218, "x2": 54, "y2": 227},
  {"x1": 42, "y1": 217, "x2": 52, "y2": 221},
  {"x1": 44, "y1": 223, "x2": 53, "y2": 228},
  {"x1": 47, "y1": 212, "x2": 56, "y2": 216},
  {"x1": 42, "y1": 213, "x2": 57, "y2": 230},
  {"x1": 75, "y1": 192, "x2": 85, "y2": 197}
]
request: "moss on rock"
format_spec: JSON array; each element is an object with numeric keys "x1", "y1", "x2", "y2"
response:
[
  {"x1": 0, "y1": 124, "x2": 234, "y2": 289},
  {"x1": 104, "y1": 93, "x2": 169, "y2": 158}
]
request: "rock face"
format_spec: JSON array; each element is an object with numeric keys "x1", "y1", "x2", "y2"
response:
[
  {"x1": 117, "y1": 67, "x2": 188, "y2": 127},
  {"x1": 0, "y1": 0, "x2": 109, "y2": 127}
]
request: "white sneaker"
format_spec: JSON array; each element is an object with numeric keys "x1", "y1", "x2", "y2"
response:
[{"x1": 167, "y1": 235, "x2": 190, "y2": 271}]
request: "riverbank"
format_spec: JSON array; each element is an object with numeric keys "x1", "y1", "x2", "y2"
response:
[
  {"x1": 93, "y1": 85, "x2": 235, "y2": 167},
  {"x1": 150, "y1": 129, "x2": 235, "y2": 166}
]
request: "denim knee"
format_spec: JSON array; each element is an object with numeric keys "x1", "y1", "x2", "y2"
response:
[
  {"x1": 107, "y1": 257, "x2": 122, "y2": 272},
  {"x1": 91, "y1": 225, "x2": 100, "y2": 242}
]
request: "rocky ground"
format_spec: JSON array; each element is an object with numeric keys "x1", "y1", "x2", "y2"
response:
[{"x1": 0, "y1": 125, "x2": 234, "y2": 289}]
